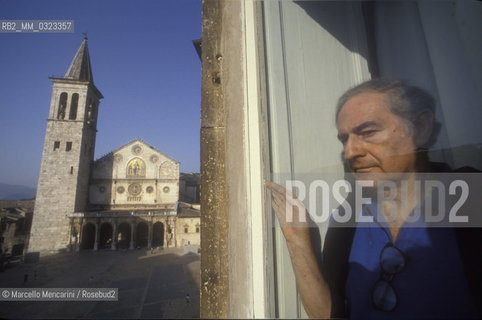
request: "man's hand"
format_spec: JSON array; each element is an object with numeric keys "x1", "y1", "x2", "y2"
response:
[
  {"x1": 265, "y1": 181, "x2": 311, "y2": 243},
  {"x1": 266, "y1": 180, "x2": 331, "y2": 319}
]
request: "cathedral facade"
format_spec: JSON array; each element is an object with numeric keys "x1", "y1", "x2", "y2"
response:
[{"x1": 28, "y1": 38, "x2": 199, "y2": 255}]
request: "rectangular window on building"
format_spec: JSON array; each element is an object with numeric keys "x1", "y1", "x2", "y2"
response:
[
  {"x1": 184, "y1": 227, "x2": 188, "y2": 233},
  {"x1": 66, "y1": 142, "x2": 72, "y2": 151},
  {"x1": 53, "y1": 141, "x2": 60, "y2": 151}
]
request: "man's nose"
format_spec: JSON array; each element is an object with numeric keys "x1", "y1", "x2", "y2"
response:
[{"x1": 344, "y1": 135, "x2": 365, "y2": 160}]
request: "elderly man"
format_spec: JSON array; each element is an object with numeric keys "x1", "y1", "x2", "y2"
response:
[{"x1": 267, "y1": 79, "x2": 480, "y2": 319}]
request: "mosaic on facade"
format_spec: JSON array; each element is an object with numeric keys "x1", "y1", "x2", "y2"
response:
[{"x1": 126, "y1": 158, "x2": 146, "y2": 177}]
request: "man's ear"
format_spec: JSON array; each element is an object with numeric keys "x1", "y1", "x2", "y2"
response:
[{"x1": 413, "y1": 110, "x2": 434, "y2": 147}]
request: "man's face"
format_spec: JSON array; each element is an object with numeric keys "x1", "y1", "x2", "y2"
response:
[{"x1": 336, "y1": 92, "x2": 417, "y2": 183}]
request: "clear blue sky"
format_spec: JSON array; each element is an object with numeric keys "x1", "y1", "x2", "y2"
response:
[{"x1": 0, "y1": 0, "x2": 202, "y2": 188}]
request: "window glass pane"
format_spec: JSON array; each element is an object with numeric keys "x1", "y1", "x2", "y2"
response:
[
  {"x1": 262, "y1": 1, "x2": 371, "y2": 317},
  {"x1": 261, "y1": 0, "x2": 481, "y2": 318},
  {"x1": 374, "y1": 1, "x2": 482, "y2": 170}
]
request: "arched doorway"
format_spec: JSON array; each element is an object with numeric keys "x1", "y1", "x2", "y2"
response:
[
  {"x1": 136, "y1": 222, "x2": 148, "y2": 248},
  {"x1": 99, "y1": 222, "x2": 113, "y2": 249},
  {"x1": 81, "y1": 223, "x2": 95, "y2": 249},
  {"x1": 117, "y1": 223, "x2": 131, "y2": 249},
  {"x1": 152, "y1": 222, "x2": 164, "y2": 247}
]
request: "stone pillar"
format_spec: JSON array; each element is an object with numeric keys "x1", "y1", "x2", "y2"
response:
[
  {"x1": 200, "y1": 0, "x2": 230, "y2": 317},
  {"x1": 111, "y1": 221, "x2": 117, "y2": 250},
  {"x1": 167, "y1": 218, "x2": 173, "y2": 248},
  {"x1": 129, "y1": 221, "x2": 135, "y2": 250},
  {"x1": 93, "y1": 220, "x2": 100, "y2": 251},
  {"x1": 172, "y1": 217, "x2": 177, "y2": 247},
  {"x1": 147, "y1": 219, "x2": 153, "y2": 249},
  {"x1": 68, "y1": 218, "x2": 74, "y2": 251},
  {"x1": 77, "y1": 218, "x2": 83, "y2": 252},
  {"x1": 164, "y1": 219, "x2": 168, "y2": 248}
]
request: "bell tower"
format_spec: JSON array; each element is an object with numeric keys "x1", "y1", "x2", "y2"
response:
[{"x1": 29, "y1": 36, "x2": 103, "y2": 254}]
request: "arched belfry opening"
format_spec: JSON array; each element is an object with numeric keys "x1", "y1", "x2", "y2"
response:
[
  {"x1": 58, "y1": 92, "x2": 68, "y2": 119},
  {"x1": 69, "y1": 93, "x2": 79, "y2": 120}
]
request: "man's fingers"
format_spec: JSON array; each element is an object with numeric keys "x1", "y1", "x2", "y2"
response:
[
  {"x1": 271, "y1": 197, "x2": 285, "y2": 217},
  {"x1": 267, "y1": 181, "x2": 301, "y2": 205},
  {"x1": 271, "y1": 190, "x2": 285, "y2": 203},
  {"x1": 268, "y1": 181, "x2": 305, "y2": 214},
  {"x1": 267, "y1": 180, "x2": 310, "y2": 226},
  {"x1": 266, "y1": 181, "x2": 294, "y2": 198},
  {"x1": 273, "y1": 189, "x2": 300, "y2": 208}
]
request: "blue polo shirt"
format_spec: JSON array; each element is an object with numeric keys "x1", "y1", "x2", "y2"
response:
[{"x1": 345, "y1": 203, "x2": 477, "y2": 319}]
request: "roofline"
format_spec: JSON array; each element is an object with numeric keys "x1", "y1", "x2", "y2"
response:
[
  {"x1": 64, "y1": 38, "x2": 94, "y2": 83},
  {"x1": 95, "y1": 138, "x2": 179, "y2": 164}
]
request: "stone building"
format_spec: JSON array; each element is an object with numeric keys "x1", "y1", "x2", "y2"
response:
[
  {"x1": 76, "y1": 138, "x2": 181, "y2": 251},
  {"x1": 28, "y1": 37, "x2": 199, "y2": 255},
  {"x1": 176, "y1": 202, "x2": 201, "y2": 247},
  {"x1": 0, "y1": 200, "x2": 34, "y2": 258}
]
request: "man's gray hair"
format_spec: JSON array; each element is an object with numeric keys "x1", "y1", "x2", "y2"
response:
[{"x1": 335, "y1": 78, "x2": 440, "y2": 148}]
